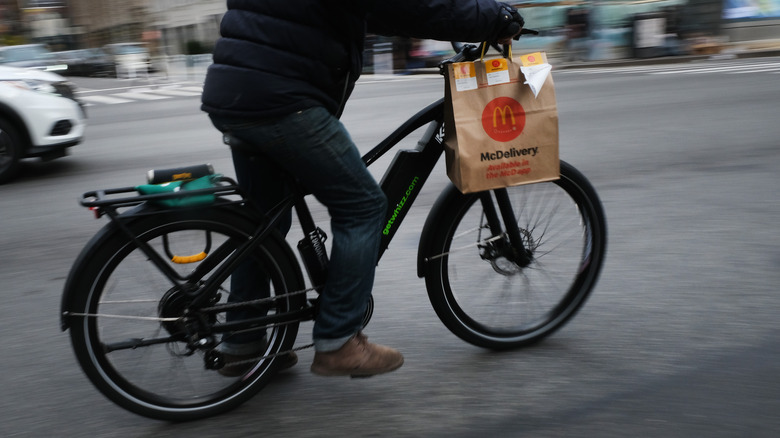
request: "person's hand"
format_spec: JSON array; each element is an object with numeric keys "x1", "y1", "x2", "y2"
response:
[
  {"x1": 496, "y1": 4, "x2": 524, "y2": 45},
  {"x1": 497, "y1": 32, "x2": 521, "y2": 46}
]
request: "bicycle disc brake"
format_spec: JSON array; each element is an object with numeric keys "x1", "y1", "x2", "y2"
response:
[{"x1": 480, "y1": 229, "x2": 535, "y2": 275}]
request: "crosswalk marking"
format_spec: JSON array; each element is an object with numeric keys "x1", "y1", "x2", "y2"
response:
[
  {"x1": 150, "y1": 88, "x2": 203, "y2": 97},
  {"x1": 177, "y1": 86, "x2": 204, "y2": 93},
  {"x1": 79, "y1": 95, "x2": 133, "y2": 105},
  {"x1": 113, "y1": 90, "x2": 170, "y2": 100},
  {"x1": 77, "y1": 83, "x2": 204, "y2": 106}
]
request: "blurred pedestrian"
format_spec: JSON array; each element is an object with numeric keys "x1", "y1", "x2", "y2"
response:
[{"x1": 566, "y1": 6, "x2": 591, "y2": 61}]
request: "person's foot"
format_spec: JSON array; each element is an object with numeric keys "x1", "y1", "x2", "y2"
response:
[
  {"x1": 218, "y1": 350, "x2": 298, "y2": 377},
  {"x1": 310, "y1": 332, "x2": 403, "y2": 377}
]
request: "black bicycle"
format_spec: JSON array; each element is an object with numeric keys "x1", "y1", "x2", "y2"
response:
[{"x1": 60, "y1": 40, "x2": 607, "y2": 421}]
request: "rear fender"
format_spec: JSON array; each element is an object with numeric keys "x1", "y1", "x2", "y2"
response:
[
  {"x1": 59, "y1": 202, "x2": 263, "y2": 331},
  {"x1": 60, "y1": 212, "x2": 129, "y2": 331}
]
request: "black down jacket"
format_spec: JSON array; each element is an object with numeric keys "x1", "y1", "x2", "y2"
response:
[{"x1": 201, "y1": 0, "x2": 516, "y2": 119}]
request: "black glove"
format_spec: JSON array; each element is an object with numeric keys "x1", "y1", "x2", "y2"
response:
[{"x1": 496, "y1": 4, "x2": 525, "y2": 41}]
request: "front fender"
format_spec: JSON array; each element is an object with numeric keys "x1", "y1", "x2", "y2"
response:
[{"x1": 416, "y1": 183, "x2": 475, "y2": 278}]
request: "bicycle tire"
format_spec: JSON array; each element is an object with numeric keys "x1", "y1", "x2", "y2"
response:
[
  {"x1": 422, "y1": 160, "x2": 607, "y2": 349},
  {"x1": 66, "y1": 205, "x2": 306, "y2": 421}
]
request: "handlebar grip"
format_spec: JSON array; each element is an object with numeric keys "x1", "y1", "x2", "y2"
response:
[{"x1": 147, "y1": 164, "x2": 214, "y2": 184}]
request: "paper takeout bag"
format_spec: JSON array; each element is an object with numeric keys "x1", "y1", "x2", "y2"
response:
[{"x1": 443, "y1": 53, "x2": 560, "y2": 193}]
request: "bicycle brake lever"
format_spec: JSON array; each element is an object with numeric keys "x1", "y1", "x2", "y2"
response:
[{"x1": 518, "y1": 28, "x2": 540, "y2": 37}]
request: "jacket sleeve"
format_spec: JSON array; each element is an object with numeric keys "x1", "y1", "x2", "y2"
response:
[{"x1": 365, "y1": 0, "x2": 513, "y2": 43}]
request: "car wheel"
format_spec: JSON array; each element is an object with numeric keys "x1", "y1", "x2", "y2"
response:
[{"x1": 0, "y1": 117, "x2": 23, "y2": 184}]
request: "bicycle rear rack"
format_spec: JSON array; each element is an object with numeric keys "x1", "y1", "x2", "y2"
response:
[{"x1": 80, "y1": 176, "x2": 245, "y2": 218}]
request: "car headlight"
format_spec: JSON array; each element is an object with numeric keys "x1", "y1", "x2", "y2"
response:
[{"x1": 0, "y1": 79, "x2": 59, "y2": 95}]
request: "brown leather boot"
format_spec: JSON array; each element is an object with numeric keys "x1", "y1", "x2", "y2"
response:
[{"x1": 310, "y1": 332, "x2": 404, "y2": 377}]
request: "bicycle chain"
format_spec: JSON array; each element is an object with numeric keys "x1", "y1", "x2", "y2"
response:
[
  {"x1": 220, "y1": 342, "x2": 315, "y2": 369},
  {"x1": 201, "y1": 285, "x2": 316, "y2": 312},
  {"x1": 63, "y1": 286, "x2": 319, "y2": 321},
  {"x1": 204, "y1": 286, "x2": 320, "y2": 369}
]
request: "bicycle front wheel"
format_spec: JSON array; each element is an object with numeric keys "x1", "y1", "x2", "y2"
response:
[
  {"x1": 65, "y1": 206, "x2": 306, "y2": 421},
  {"x1": 422, "y1": 161, "x2": 607, "y2": 349}
]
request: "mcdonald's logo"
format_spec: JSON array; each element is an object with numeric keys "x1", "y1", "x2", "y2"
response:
[
  {"x1": 482, "y1": 97, "x2": 525, "y2": 142},
  {"x1": 493, "y1": 105, "x2": 516, "y2": 127}
]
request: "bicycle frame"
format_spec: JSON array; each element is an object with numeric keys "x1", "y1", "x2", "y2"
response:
[
  {"x1": 188, "y1": 98, "x2": 450, "y2": 308},
  {"x1": 196, "y1": 98, "x2": 451, "y2": 308},
  {"x1": 62, "y1": 92, "x2": 529, "y2": 333}
]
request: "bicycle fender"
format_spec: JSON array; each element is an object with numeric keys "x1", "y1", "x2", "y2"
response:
[
  {"x1": 60, "y1": 208, "x2": 141, "y2": 331},
  {"x1": 416, "y1": 183, "x2": 475, "y2": 278},
  {"x1": 60, "y1": 202, "x2": 265, "y2": 331}
]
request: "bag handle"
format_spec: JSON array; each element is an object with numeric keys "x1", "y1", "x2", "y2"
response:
[{"x1": 480, "y1": 43, "x2": 512, "y2": 61}]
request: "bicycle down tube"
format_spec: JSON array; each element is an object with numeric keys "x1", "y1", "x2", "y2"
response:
[{"x1": 361, "y1": 97, "x2": 525, "y2": 262}]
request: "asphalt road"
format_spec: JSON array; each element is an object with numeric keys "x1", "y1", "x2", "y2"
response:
[{"x1": 1, "y1": 57, "x2": 779, "y2": 437}]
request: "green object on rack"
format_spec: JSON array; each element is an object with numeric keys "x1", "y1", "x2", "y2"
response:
[{"x1": 136, "y1": 174, "x2": 221, "y2": 207}]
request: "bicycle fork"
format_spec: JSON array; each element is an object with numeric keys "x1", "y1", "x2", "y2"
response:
[{"x1": 478, "y1": 188, "x2": 532, "y2": 268}]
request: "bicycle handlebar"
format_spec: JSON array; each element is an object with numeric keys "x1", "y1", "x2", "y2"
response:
[{"x1": 443, "y1": 28, "x2": 540, "y2": 67}]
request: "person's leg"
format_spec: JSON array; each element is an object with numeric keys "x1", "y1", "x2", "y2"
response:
[
  {"x1": 208, "y1": 118, "x2": 294, "y2": 371},
  {"x1": 260, "y1": 108, "x2": 387, "y2": 350},
  {"x1": 265, "y1": 108, "x2": 403, "y2": 376},
  {"x1": 217, "y1": 149, "x2": 284, "y2": 353},
  {"x1": 211, "y1": 109, "x2": 402, "y2": 375}
]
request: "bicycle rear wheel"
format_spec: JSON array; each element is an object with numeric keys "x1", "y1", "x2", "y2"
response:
[
  {"x1": 422, "y1": 161, "x2": 607, "y2": 349},
  {"x1": 66, "y1": 206, "x2": 306, "y2": 421}
]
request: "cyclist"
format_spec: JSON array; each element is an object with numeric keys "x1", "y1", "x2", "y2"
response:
[{"x1": 201, "y1": 1, "x2": 524, "y2": 377}]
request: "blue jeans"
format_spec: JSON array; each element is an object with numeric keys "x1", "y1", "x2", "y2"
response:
[{"x1": 210, "y1": 107, "x2": 387, "y2": 353}]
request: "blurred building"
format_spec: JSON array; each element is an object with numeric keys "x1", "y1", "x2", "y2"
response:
[
  {"x1": 68, "y1": 0, "x2": 225, "y2": 55},
  {"x1": 508, "y1": 0, "x2": 778, "y2": 60},
  {"x1": 68, "y1": 0, "x2": 150, "y2": 48},
  {"x1": 146, "y1": 0, "x2": 225, "y2": 56},
  {"x1": 1, "y1": 0, "x2": 225, "y2": 55},
  {"x1": 1, "y1": 0, "x2": 777, "y2": 58},
  {"x1": 1, "y1": 0, "x2": 74, "y2": 49}
]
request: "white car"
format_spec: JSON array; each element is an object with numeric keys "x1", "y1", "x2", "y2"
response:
[{"x1": 0, "y1": 65, "x2": 85, "y2": 183}]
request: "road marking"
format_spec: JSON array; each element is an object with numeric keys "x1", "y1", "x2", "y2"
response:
[
  {"x1": 649, "y1": 62, "x2": 780, "y2": 75},
  {"x1": 113, "y1": 91, "x2": 170, "y2": 100},
  {"x1": 724, "y1": 66, "x2": 780, "y2": 74},
  {"x1": 75, "y1": 82, "x2": 205, "y2": 105},
  {"x1": 560, "y1": 60, "x2": 780, "y2": 76},
  {"x1": 78, "y1": 95, "x2": 133, "y2": 104},
  {"x1": 151, "y1": 88, "x2": 202, "y2": 97}
]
